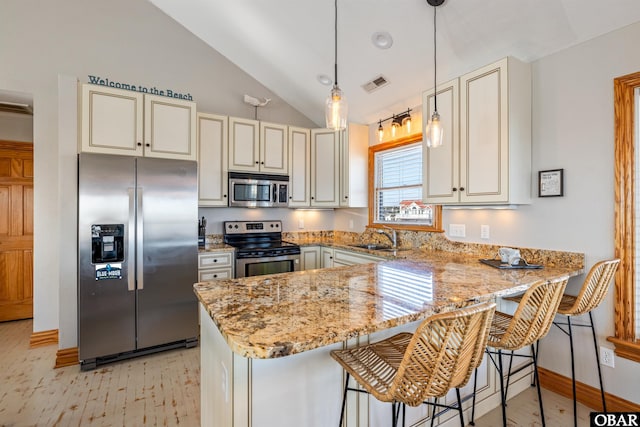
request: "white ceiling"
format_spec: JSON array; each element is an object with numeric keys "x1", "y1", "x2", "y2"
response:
[{"x1": 150, "y1": 0, "x2": 640, "y2": 127}]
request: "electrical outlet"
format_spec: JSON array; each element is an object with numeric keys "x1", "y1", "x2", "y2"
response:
[
  {"x1": 349, "y1": 219, "x2": 354, "y2": 229},
  {"x1": 480, "y1": 225, "x2": 490, "y2": 239},
  {"x1": 600, "y1": 346, "x2": 615, "y2": 368},
  {"x1": 449, "y1": 224, "x2": 466, "y2": 238},
  {"x1": 298, "y1": 219, "x2": 304, "y2": 229}
]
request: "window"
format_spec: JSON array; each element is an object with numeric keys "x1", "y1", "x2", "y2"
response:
[
  {"x1": 611, "y1": 71, "x2": 640, "y2": 362},
  {"x1": 368, "y1": 134, "x2": 442, "y2": 231}
]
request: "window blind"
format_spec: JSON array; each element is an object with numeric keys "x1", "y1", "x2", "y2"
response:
[{"x1": 374, "y1": 142, "x2": 433, "y2": 225}]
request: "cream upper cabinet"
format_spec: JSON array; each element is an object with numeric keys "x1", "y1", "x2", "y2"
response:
[
  {"x1": 143, "y1": 94, "x2": 197, "y2": 160},
  {"x1": 260, "y1": 122, "x2": 288, "y2": 174},
  {"x1": 228, "y1": 117, "x2": 288, "y2": 174},
  {"x1": 228, "y1": 117, "x2": 259, "y2": 171},
  {"x1": 197, "y1": 113, "x2": 228, "y2": 207},
  {"x1": 423, "y1": 57, "x2": 531, "y2": 205},
  {"x1": 339, "y1": 123, "x2": 368, "y2": 207},
  {"x1": 423, "y1": 78, "x2": 460, "y2": 204},
  {"x1": 310, "y1": 128, "x2": 340, "y2": 207},
  {"x1": 80, "y1": 84, "x2": 196, "y2": 160},
  {"x1": 288, "y1": 126, "x2": 311, "y2": 207}
]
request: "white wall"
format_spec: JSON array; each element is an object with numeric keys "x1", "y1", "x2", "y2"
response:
[
  {"x1": 0, "y1": 113, "x2": 33, "y2": 142},
  {"x1": 0, "y1": 0, "x2": 319, "y2": 349},
  {"x1": 199, "y1": 207, "x2": 335, "y2": 234},
  {"x1": 343, "y1": 22, "x2": 640, "y2": 403}
]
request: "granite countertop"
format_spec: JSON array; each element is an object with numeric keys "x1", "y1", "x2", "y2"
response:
[
  {"x1": 193, "y1": 249, "x2": 584, "y2": 359},
  {"x1": 198, "y1": 243, "x2": 235, "y2": 253}
]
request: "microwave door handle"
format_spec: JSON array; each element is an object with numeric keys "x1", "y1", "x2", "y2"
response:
[{"x1": 273, "y1": 183, "x2": 277, "y2": 203}]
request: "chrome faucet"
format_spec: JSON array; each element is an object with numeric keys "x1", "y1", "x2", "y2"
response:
[{"x1": 377, "y1": 226, "x2": 397, "y2": 249}]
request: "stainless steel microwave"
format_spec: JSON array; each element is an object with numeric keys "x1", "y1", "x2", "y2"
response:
[{"x1": 228, "y1": 172, "x2": 289, "y2": 208}]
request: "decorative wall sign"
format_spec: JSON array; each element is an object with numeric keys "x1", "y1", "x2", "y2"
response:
[
  {"x1": 538, "y1": 169, "x2": 564, "y2": 197},
  {"x1": 87, "y1": 75, "x2": 194, "y2": 101}
]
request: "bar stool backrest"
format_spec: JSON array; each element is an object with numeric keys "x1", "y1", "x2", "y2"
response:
[
  {"x1": 562, "y1": 259, "x2": 620, "y2": 316},
  {"x1": 391, "y1": 301, "x2": 496, "y2": 406},
  {"x1": 492, "y1": 277, "x2": 569, "y2": 351}
]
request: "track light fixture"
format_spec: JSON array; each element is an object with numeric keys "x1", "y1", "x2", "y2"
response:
[{"x1": 377, "y1": 108, "x2": 412, "y2": 141}]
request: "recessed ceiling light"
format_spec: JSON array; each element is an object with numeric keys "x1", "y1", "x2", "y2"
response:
[
  {"x1": 371, "y1": 31, "x2": 393, "y2": 49},
  {"x1": 317, "y1": 74, "x2": 333, "y2": 86}
]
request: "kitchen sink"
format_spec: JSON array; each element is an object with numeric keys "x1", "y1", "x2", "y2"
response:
[{"x1": 349, "y1": 243, "x2": 391, "y2": 250}]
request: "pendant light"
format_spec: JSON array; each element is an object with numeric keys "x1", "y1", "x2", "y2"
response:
[
  {"x1": 425, "y1": 0, "x2": 445, "y2": 148},
  {"x1": 325, "y1": 0, "x2": 348, "y2": 130}
]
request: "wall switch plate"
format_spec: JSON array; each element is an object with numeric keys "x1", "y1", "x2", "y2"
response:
[
  {"x1": 449, "y1": 224, "x2": 466, "y2": 238},
  {"x1": 600, "y1": 346, "x2": 615, "y2": 368},
  {"x1": 481, "y1": 225, "x2": 490, "y2": 239}
]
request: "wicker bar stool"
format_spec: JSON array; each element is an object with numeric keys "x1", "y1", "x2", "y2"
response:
[
  {"x1": 503, "y1": 259, "x2": 620, "y2": 427},
  {"x1": 469, "y1": 276, "x2": 569, "y2": 427},
  {"x1": 330, "y1": 301, "x2": 496, "y2": 427}
]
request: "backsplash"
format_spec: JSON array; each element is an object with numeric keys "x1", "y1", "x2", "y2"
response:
[{"x1": 207, "y1": 227, "x2": 584, "y2": 269}]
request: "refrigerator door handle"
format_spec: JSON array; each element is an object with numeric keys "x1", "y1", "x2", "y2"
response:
[
  {"x1": 127, "y1": 188, "x2": 136, "y2": 292},
  {"x1": 136, "y1": 187, "x2": 144, "y2": 290}
]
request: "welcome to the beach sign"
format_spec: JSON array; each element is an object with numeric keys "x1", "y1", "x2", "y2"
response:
[{"x1": 87, "y1": 75, "x2": 194, "y2": 101}]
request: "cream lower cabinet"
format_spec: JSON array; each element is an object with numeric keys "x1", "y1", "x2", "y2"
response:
[
  {"x1": 332, "y1": 249, "x2": 385, "y2": 266},
  {"x1": 228, "y1": 117, "x2": 288, "y2": 174},
  {"x1": 80, "y1": 84, "x2": 196, "y2": 160},
  {"x1": 300, "y1": 246, "x2": 320, "y2": 270},
  {"x1": 198, "y1": 251, "x2": 234, "y2": 281},
  {"x1": 423, "y1": 57, "x2": 531, "y2": 205},
  {"x1": 197, "y1": 113, "x2": 228, "y2": 207}
]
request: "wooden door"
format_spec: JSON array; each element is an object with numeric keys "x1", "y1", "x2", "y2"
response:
[{"x1": 0, "y1": 141, "x2": 33, "y2": 321}]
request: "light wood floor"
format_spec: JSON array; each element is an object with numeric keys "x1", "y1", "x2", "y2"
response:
[{"x1": 0, "y1": 319, "x2": 592, "y2": 426}]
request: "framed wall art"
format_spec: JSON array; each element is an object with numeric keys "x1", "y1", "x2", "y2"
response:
[{"x1": 538, "y1": 169, "x2": 564, "y2": 197}]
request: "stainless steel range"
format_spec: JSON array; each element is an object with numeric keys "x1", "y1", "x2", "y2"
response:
[{"x1": 223, "y1": 220, "x2": 301, "y2": 278}]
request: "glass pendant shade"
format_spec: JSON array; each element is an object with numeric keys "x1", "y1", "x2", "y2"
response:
[
  {"x1": 325, "y1": 85, "x2": 348, "y2": 130},
  {"x1": 425, "y1": 111, "x2": 444, "y2": 148}
]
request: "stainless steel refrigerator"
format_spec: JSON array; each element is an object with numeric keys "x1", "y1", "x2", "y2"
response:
[{"x1": 78, "y1": 153, "x2": 198, "y2": 370}]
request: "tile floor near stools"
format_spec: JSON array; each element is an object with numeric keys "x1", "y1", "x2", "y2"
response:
[{"x1": 0, "y1": 319, "x2": 592, "y2": 426}]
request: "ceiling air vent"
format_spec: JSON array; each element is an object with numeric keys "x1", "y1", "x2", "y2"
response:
[
  {"x1": 0, "y1": 102, "x2": 33, "y2": 115},
  {"x1": 362, "y1": 75, "x2": 389, "y2": 93}
]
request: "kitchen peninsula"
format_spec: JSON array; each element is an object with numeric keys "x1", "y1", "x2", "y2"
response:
[{"x1": 194, "y1": 248, "x2": 584, "y2": 426}]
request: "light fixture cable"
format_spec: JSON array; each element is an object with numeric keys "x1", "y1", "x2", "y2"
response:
[
  {"x1": 425, "y1": 0, "x2": 444, "y2": 148},
  {"x1": 325, "y1": 0, "x2": 348, "y2": 130}
]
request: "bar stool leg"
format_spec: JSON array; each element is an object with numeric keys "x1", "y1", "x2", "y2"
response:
[
  {"x1": 469, "y1": 367, "x2": 478, "y2": 425},
  {"x1": 339, "y1": 373, "x2": 349, "y2": 427},
  {"x1": 532, "y1": 343, "x2": 546, "y2": 427},
  {"x1": 497, "y1": 349, "x2": 507, "y2": 427},
  {"x1": 589, "y1": 312, "x2": 607, "y2": 412},
  {"x1": 567, "y1": 316, "x2": 577, "y2": 427},
  {"x1": 455, "y1": 388, "x2": 465, "y2": 427},
  {"x1": 430, "y1": 398, "x2": 438, "y2": 427}
]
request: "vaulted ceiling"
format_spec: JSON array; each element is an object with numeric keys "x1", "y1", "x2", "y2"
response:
[{"x1": 149, "y1": 0, "x2": 640, "y2": 127}]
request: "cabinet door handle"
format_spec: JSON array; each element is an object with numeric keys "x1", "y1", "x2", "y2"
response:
[
  {"x1": 137, "y1": 142, "x2": 142, "y2": 146},
  {"x1": 145, "y1": 143, "x2": 150, "y2": 147},
  {"x1": 213, "y1": 259, "x2": 218, "y2": 263},
  {"x1": 452, "y1": 188, "x2": 457, "y2": 192},
  {"x1": 213, "y1": 274, "x2": 218, "y2": 278},
  {"x1": 459, "y1": 187, "x2": 465, "y2": 191},
  {"x1": 311, "y1": 196, "x2": 315, "y2": 200},
  {"x1": 223, "y1": 194, "x2": 227, "y2": 198},
  {"x1": 261, "y1": 161, "x2": 264, "y2": 165},
  {"x1": 255, "y1": 161, "x2": 259, "y2": 164}
]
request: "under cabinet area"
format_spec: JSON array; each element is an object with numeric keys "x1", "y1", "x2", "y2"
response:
[
  {"x1": 80, "y1": 84, "x2": 197, "y2": 160},
  {"x1": 228, "y1": 117, "x2": 288, "y2": 174},
  {"x1": 423, "y1": 56, "x2": 531, "y2": 205},
  {"x1": 198, "y1": 251, "x2": 234, "y2": 281}
]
